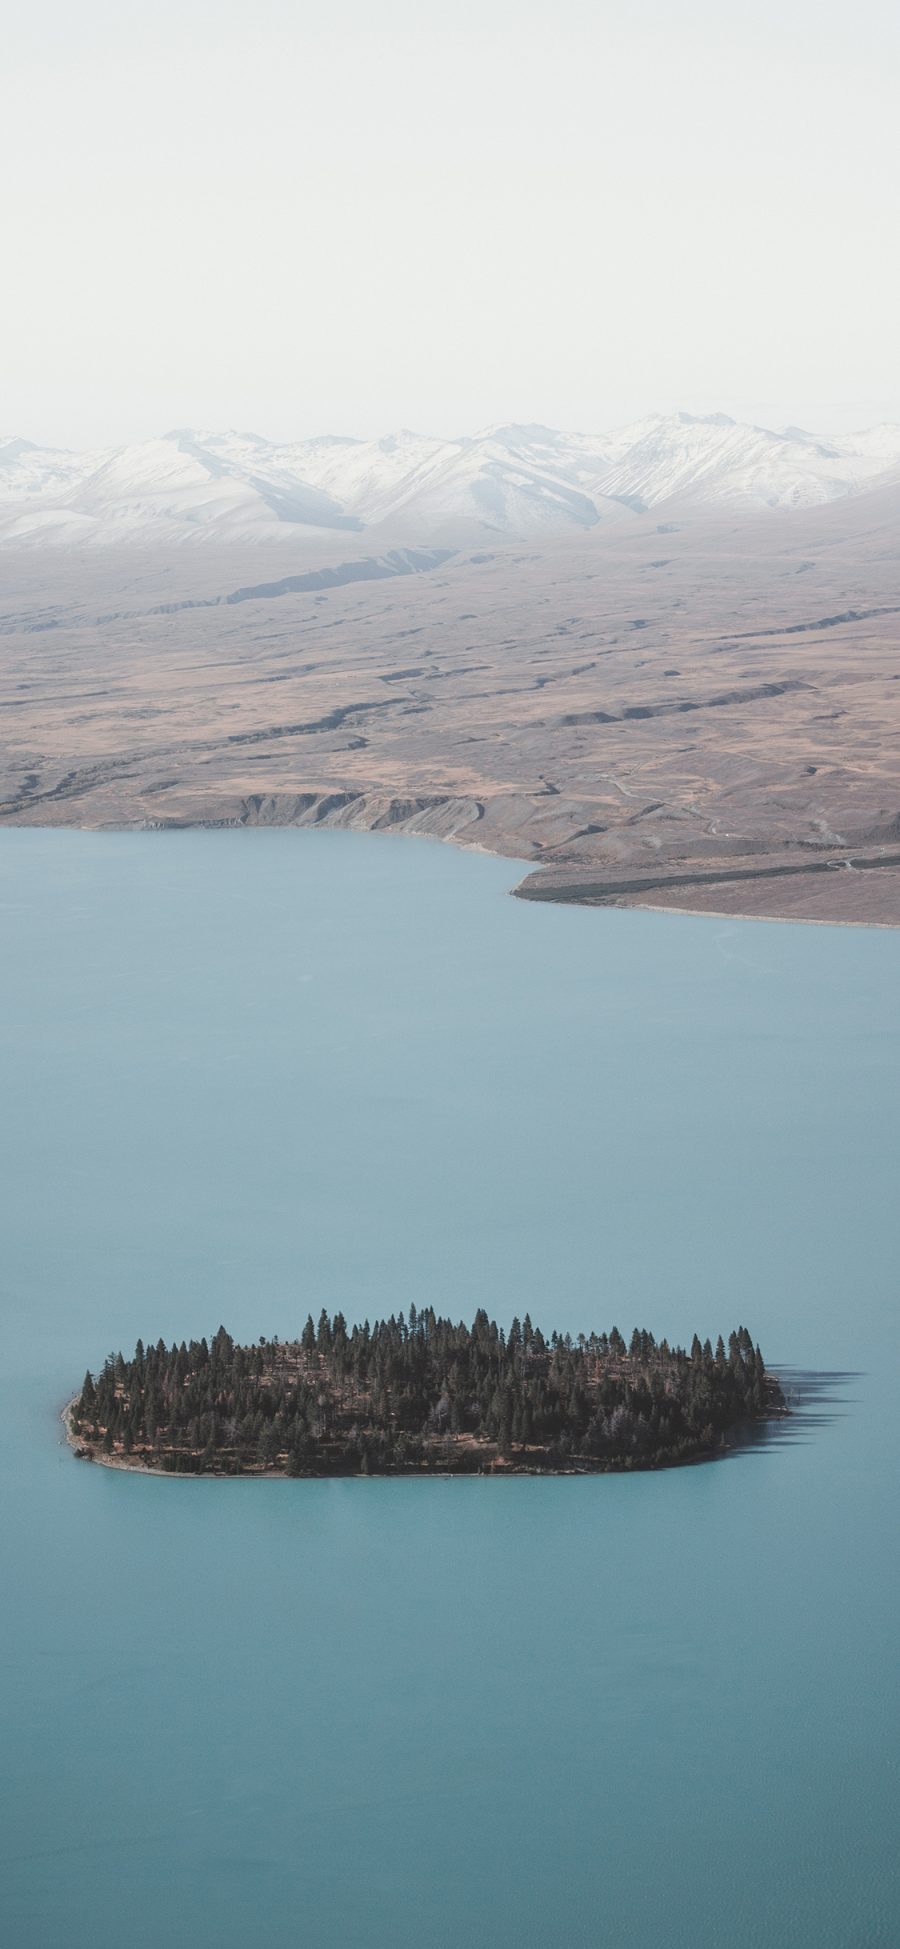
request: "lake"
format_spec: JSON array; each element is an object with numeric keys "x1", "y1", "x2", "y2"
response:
[{"x1": 1, "y1": 828, "x2": 897, "y2": 1948}]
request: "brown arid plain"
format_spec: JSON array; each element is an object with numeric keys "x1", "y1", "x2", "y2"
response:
[{"x1": 2, "y1": 486, "x2": 900, "y2": 924}]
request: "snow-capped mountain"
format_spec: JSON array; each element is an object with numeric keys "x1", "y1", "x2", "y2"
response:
[
  {"x1": 280, "y1": 424, "x2": 629, "y2": 535},
  {"x1": 0, "y1": 429, "x2": 358, "y2": 546},
  {"x1": 1, "y1": 413, "x2": 899, "y2": 547},
  {"x1": 595, "y1": 413, "x2": 900, "y2": 511}
]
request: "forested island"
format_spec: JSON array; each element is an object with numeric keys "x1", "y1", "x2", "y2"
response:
[{"x1": 67, "y1": 1311, "x2": 786, "y2": 1476}]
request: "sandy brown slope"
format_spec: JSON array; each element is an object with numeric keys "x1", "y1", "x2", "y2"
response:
[{"x1": 1, "y1": 486, "x2": 899, "y2": 923}]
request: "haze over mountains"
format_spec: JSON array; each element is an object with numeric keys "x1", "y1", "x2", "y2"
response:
[{"x1": 2, "y1": 413, "x2": 900, "y2": 549}]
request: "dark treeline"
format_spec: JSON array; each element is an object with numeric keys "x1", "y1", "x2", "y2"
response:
[{"x1": 69, "y1": 1310, "x2": 785, "y2": 1476}]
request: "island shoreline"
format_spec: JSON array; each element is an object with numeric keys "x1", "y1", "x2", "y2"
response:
[
  {"x1": 61, "y1": 1398, "x2": 784, "y2": 1478},
  {"x1": 62, "y1": 1318, "x2": 789, "y2": 1480}
]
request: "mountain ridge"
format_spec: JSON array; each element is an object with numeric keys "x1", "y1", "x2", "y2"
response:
[{"x1": 2, "y1": 414, "x2": 900, "y2": 547}]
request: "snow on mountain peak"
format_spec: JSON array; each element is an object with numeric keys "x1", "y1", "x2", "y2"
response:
[
  {"x1": 1, "y1": 413, "x2": 900, "y2": 546},
  {"x1": 677, "y1": 411, "x2": 736, "y2": 427},
  {"x1": 0, "y1": 436, "x2": 38, "y2": 461}
]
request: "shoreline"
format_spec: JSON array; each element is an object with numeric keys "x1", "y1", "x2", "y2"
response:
[
  {"x1": 608, "y1": 901, "x2": 900, "y2": 931},
  {"x1": 9, "y1": 813, "x2": 900, "y2": 931},
  {"x1": 511, "y1": 847, "x2": 900, "y2": 931},
  {"x1": 61, "y1": 1398, "x2": 788, "y2": 1482},
  {"x1": 5, "y1": 502, "x2": 900, "y2": 936}
]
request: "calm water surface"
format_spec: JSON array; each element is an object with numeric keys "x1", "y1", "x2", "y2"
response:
[{"x1": 1, "y1": 829, "x2": 897, "y2": 1949}]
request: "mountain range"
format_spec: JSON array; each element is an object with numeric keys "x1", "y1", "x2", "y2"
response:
[{"x1": 2, "y1": 413, "x2": 900, "y2": 548}]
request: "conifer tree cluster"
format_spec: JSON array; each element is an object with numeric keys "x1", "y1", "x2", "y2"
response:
[{"x1": 69, "y1": 1313, "x2": 784, "y2": 1476}]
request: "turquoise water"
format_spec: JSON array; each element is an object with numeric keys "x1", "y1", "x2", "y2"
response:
[{"x1": 1, "y1": 828, "x2": 897, "y2": 1949}]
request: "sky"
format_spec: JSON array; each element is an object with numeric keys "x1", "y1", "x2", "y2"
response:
[{"x1": 3, "y1": 0, "x2": 899, "y2": 448}]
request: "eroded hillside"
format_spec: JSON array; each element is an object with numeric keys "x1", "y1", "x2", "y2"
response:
[{"x1": 2, "y1": 490, "x2": 900, "y2": 923}]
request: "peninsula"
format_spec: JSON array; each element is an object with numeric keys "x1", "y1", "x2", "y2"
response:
[{"x1": 67, "y1": 1312, "x2": 785, "y2": 1476}]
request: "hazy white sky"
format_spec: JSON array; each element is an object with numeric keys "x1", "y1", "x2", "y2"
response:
[{"x1": 3, "y1": 0, "x2": 899, "y2": 447}]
